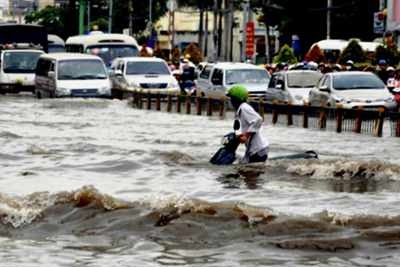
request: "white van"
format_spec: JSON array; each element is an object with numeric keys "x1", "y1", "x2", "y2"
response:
[
  {"x1": 35, "y1": 53, "x2": 111, "y2": 98},
  {"x1": 65, "y1": 33, "x2": 139, "y2": 68},
  {"x1": 0, "y1": 49, "x2": 44, "y2": 94}
]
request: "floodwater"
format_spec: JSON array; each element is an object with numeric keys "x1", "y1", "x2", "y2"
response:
[{"x1": 1, "y1": 94, "x2": 400, "y2": 266}]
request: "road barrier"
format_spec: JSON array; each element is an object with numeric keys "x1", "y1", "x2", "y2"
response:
[{"x1": 129, "y1": 91, "x2": 400, "y2": 138}]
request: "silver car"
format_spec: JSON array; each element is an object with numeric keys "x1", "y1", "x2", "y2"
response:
[
  {"x1": 196, "y1": 62, "x2": 270, "y2": 99},
  {"x1": 266, "y1": 70, "x2": 322, "y2": 105},
  {"x1": 309, "y1": 71, "x2": 397, "y2": 110}
]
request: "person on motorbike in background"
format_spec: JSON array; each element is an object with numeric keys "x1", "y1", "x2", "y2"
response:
[{"x1": 226, "y1": 85, "x2": 269, "y2": 163}]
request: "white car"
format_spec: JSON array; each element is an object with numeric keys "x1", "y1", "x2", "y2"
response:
[
  {"x1": 110, "y1": 57, "x2": 180, "y2": 96},
  {"x1": 0, "y1": 49, "x2": 44, "y2": 94},
  {"x1": 35, "y1": 53, "x2": 111, "y2": 98},
  {"x1": 266, "y1": 70, "x2": 322, "y2": 105},
  {"x1": 309, "y1": 71, "x2": 397, "y2": 110},
  {"x1": 195, "y1": 62, "x2": 270, "y2": 99}
]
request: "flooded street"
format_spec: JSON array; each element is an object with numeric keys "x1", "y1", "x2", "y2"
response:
[{"x1": 1, "y1": 95, "x2": 400, "y2": 266}]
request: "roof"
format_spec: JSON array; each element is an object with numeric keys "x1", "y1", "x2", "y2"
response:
[
  {"x1": 316, "y1": 39, "x2": 348, "y2": 51},
  {"x1": 328, "y1": 71, "x2": 375, "y2": 77},
  {"x1": 213, "y1": 62, "x2": 266, "y2": 70},
  {"x1": 315, "y1": 39, "x2": 382, "y2": 52},
  {"x1": 66, "y1": 33, "x2": 138, "y2": 47},
  {"x1": 2, "y1": 49, "x2": 44, "y2": 53},
  {"x1": 39, "y1": 53, "x2": 103, "y2": 61},
  {"x1": 116, "y1": 57, "x2": 167, "y2": 63},
  {"x1": 48, "y1": 34, "x2": 65, "y2": 45}
]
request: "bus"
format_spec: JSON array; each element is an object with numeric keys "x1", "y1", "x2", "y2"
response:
[
  {"x1": 65, "y1": 33, "x2": 139, "y2": 68},
  {"x1": 0, "y1": 24, "x2": 48, "y2": 52},
  {"x1": 48, "y1": 34, "x2": 65, "y2": 53},
  {"x1": 0, "y1": 24, "x2": 47, "y2": 94}
]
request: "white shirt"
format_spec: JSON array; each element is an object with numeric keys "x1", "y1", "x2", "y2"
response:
[{"x1": 236, "y1": 102, "x2": 269, "y2": 156}]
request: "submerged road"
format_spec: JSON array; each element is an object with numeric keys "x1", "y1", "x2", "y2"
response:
[{"x1": 1, "y1": 95, "x2": 400, "y2": 266}]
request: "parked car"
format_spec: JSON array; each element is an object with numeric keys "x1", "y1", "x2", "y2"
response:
[
  {"x1": 266, "y1": 70, "x2": 322, "y2": 105},
  {"x1": 308, "y1": 71, "x2": 397, "y2": 110},
  {"x1": 195, "y1": 62, "x2": 270, "y2": 99},
  {"x1": 110, "y1": 57, "x2": 180, "y2": 97},
  {"x1": 0, "y1": 49, "x2": 44, "y2": 94},
  {"x1": 35, "y1": 53, "x2": 111, "y2": 98}
]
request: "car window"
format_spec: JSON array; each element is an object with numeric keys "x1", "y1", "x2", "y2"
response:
[
  {"x1": 225, "y1": 69, "x2": 270, "y2": 85},
  {"x1": 199, "y1": 65, "x2": 213, "y2": 79},
  {"x1": 287, "y1": 72, "x2": 322, "y2": 88},
  {"x1": 322, "y1": 76, "x2": 331, "y2": 88},
  {"x1": 333, "y1": 74, "x2": 386, "y2": 90},
  {"x1": 211, "y1": 68, "x2": 223, "y2": 85},
  {"x1": 126, "y1": 61, "x2": 170, "y2": 75},
  {"x1": 36, "y1": 58, "x2": 51, "y2": 76}
]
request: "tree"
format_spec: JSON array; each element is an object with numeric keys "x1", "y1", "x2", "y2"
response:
[
  {"x1": 183, "y1": 43, "x2": 203, "y2": 64},
  {"x1": 273, "y1": 44, "x2": 297, "y2": 64},
  {"x1": 338, "y1": 39, "x2": 366, "y2": 64},
  {"x1": 25, "y1": 6, "x2": 67, "y2": 39}
]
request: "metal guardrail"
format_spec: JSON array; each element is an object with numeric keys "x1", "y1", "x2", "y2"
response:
[{"x1": 126, "y1": 90, "x2": 400, "y2": 138}]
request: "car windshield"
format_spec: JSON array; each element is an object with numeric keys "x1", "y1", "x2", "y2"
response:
[
  {"x1": 58, "y1": 59, "x2": 107, "y2": 80},
  {"x1": 3, "y1": 51, "x2": 42, "y2": 73},
  {"x1": 86, "y1": 45, "x2": 139, "y2": 67},
  {"x1": 226, "y1": 69, "x2": 270, "y2": 85},
  {"x1": 48, "y1": 45, "x2": 65, "y2": 53},
  {"x1": 287, "y1": 72, "x2": 322, "y2": 88},
  {"x1": 126, "y1": 61, "x2": 170, "y2": 75},
  {"x1": 333, "y1": 74, "x2": 385, "y2": 90}
]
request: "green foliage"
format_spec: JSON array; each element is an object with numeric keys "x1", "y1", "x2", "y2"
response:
[
  {"x1": 338, "y1": 39, "x2": 366, "y2": 64},
  {"x1": 113, "y1": 1, "x2": 167, "y2": 35},
  {"x1": 273, "y1": 44, "x2": 298, "y2": 64},
  {"x1": 374, "y1": 45, "x2": 400, "y2": 66},
  {"x1": 90, "y1": 18, "x2": 108, "y2": 33},
  {"x1": 25, "y1": 6, "x2": 66, "y2": 38}
]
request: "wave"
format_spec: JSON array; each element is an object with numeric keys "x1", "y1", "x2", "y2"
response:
[
  {"x1": 268, "y1": 159, "x2": 400, "y2": 181},
  {"x1": 2, "y1": 186, "x2": 400, "y2": 251},
  {"x1": 0, "y1": 131, "x2": 22, "y2": 139}
]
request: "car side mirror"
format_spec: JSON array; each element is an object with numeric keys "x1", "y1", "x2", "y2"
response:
[
  {"x1": 48, "y1": 71, "x2": 55, "y2": 79},
  {"x1": 319, "y1": 85, "x2": 330, "y2": 92},
  {"x1": 114, "y1": 69, "x2": 123, "y2": 76}
]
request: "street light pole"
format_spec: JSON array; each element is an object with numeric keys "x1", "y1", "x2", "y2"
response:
[
  {"x1": 149, "y1": 0, "x2": 153, "y2": 30},
  {"x1": 108, "y1": 0, "x2": 113, "y2": 33},
  {"x1": 327, "y1": 0, "x2": 332, "y2": 40}
]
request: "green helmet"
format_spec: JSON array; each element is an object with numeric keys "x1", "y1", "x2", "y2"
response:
[{"x1": 227, "y1": 85, "x2": 248, "y2": 102}]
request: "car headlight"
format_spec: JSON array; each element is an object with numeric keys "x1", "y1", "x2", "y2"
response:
[
  {"x1": 56, "y1": 87, "x2": 70, "y2": 95},
  {"x1": 332, "y1": 95, "x2": 347, "y2": 103},
  {"x1": 129, "y1": 82, "x2": 140, "y2": 88},
  {"x1": 384, "y1": 96, "x2": 395, "y2": 102},
  {"x1": 169, "y1": 80, "x2": 180, "y2": 89},
  {"x1": 100, "y1": 86, "x2": 110, "y2": 92}
]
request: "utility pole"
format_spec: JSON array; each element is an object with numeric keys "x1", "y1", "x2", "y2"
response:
[
  {"x1": 79, "y1": 0, "x2": 86, "y2": 35},
  {"x1": 149, "y1": 0, "x2": 153, "y2": 31},
  {"x1": 213, "y1": 0, "x2": 218, "y2": 62},
  {"x1": 129, "y1": 0, "x2": 133, "y2": 35},
  {"x1": 108, "y1": 0, "x2": 113, "y2": 33},
  {"x1": 241, "y1": 0, "x2": 249, "y2": 62},
  {"x1": 87, "y1": 0, "x2": 91, "y2": 32},
  {"x1": 327, "y1": 0, "x2": 332, "y2": 39}
]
